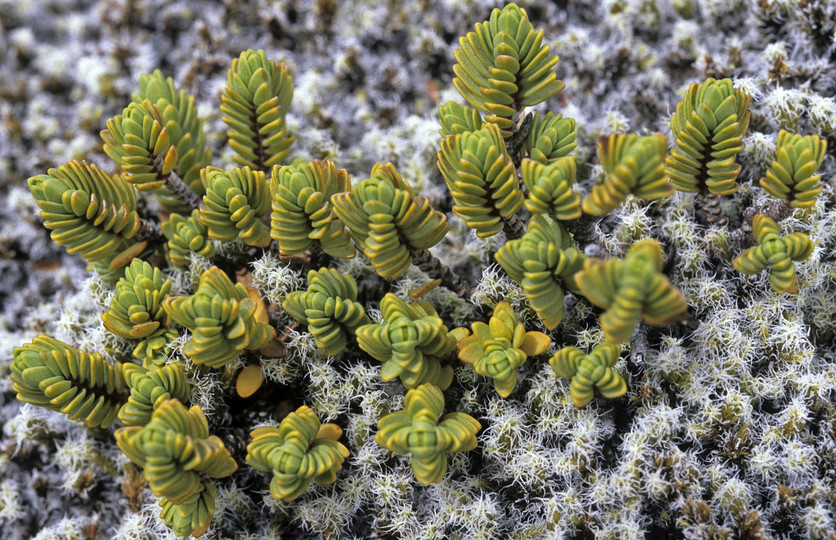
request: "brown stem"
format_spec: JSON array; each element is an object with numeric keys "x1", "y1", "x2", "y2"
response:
[
  {"x1": 695, "y1": 192, "x2": 728, "y2": 228},
  {"x1": 410, "y1": 248, "x2": 472, "y2": 298},
  {"x1": 163, "y1": 170, "x2": 203, "y2": 211},
  {"x1": 136, "y1": 219, "x2": 164, "y2": 244},
  {"x1": 630, "y1": 323, "x2": 649, "y2": 365},
  {"x1": 153, "y1": 155, "x2": 203, "y2": 210},
  {"x1": 505, "y1": 112, "x2": 533, "y2": 168},
  {"x1": 729, "y1": 200, "x2": 791, "y2": 244},
  {"x1": 502, "y1": 214, "x2": 526, "y2": 240},
  {"x1": 563, "y1": 213, "x2": 600, "y2": 249},
  {"x1": 308, "y1": 242, "x2": 332, "y2": 270}
]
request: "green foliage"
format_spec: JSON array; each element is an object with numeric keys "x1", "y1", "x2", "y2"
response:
[
  {"x1": 521, "y1": 157, "x2": 582, "y2": 219},
  {"x1": 574, "y1": 239, "x2": 688, "y2": 344},
  {"x1": 246, "y1": 406, "x2": 349, "y2": 501},
  {"x1": 375, "y1": 383, "x2": 481, "y2": 485},
  {"x1": 221, "y1": 49, "x2": 294, "y2": 171},
  {"x1": 15, "y1": 8, "x2": 805, "y2": 534},
  {"x1": 11, "y1": 335, "x2": 127, "y2": 428},
  {"x1": 101, "y1": 99, "x2": 177, "y2": 192},
  {"x1": 270, "y1": 159, "x2": 354, "y2": 258},
  {"x1": 159, "y1": 481, "x2": 218, "y2": 538},
  {"x1": 102, "y1": 258, "x2": 177, "y2": 363},
  {"x1": 27, "y1": 161, "x2": 144, "y2": 268},
  {"x1": 332, "y1": 163, "x2": 449, "y2": 279},
  {"x1": 161, "y1": 209, "x2": 215, "y2": 267},
  {"x1": 522, "y1": 112, "x2": 577, "y2": 164},
  {"x1": 452, "y1": 302, "x2": 551, "y2": 398},
  {"x1": 437, "y1": 123, "x2": 524, "y2": 237},
  {"x1": 666, "y1": 77, "x2": 751, "y2": 195},
  {"x1": 437, "y1": 101, "x2": 483, "y2": 138},
  {"x1": 733, "y1": 214, "x2": 814, "y2": 294},
  {"x1": 452, "y1": 3, "x2": 564, "y2": 138},
  {"x1": 582, "y1": 132, "x2": 672, "y2": 216},
  {"x1": 494, "y1": 214, "x2": 585, "y2": 330},
  {"x1": 759, "y1": 130, "x2": 827, "y2": 209},
  {"x1": 115, "y1": 399, "x2": 237, "y2": 537},
  {"x1": 549, "y1": 343, "x2": 626, "y2": 408},
  {"x1": 134, "y1": 70, "x2": 210, "y2": 196},
  {"x1": 356, "y1": 293, "x2": 456, "y2": 390},
  {"x1": 163, "y1": 266, "x2": 275, "y2": 368},
  {"x1": 119, "y1": 363, "x2": 190, "y2": 426},
  {"x1": 199, "y1": 166, "x2": 272, "y2": 247},
  {"x1": 283, "y1": 268, "x2": 370, "y2": 356}
]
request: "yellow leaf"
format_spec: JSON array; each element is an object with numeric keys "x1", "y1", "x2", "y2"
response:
[
  {"x1": 520, "y1": 331, "x2": 551, "y2": 356},
  {"x1": 236, "y1": 363, "x2": 264, "y2": 398},
  {"x1": 247, "y1": 287, "x2": 270, "y2": 325},
  {"x1": 448, "y1": 327, "x2": 470, "y2": 343},
  {"x1": 109, "y1": 241, "x2": 148, "y2": 270},
  {"x1": 316, "y1": 423, "x2": 343, "y2": 441},
  {"x1": 458, "y1": 339, "x2": 484, "y2": 365}
]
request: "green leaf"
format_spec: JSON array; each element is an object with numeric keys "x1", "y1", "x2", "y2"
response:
[
  {"x1": 220, "y1": 50, "x2": 294, "y2": 171},
  {"x1": 102, "y1": 100, "x2": 173, "y2": 191},
  {"x1": 356, "y1": 294, "x2": 455, "y2": 389},
  {"x1": 281, "y1": 268, "x2": 369, "y2": 356},
  {"x1": 134, "y1": 70, "x2": 211, "y2": 202},
  {"x1": 438, "y1": 101, "x2": 483, "y2": 138},
  {"x1": 199, "y1": 167, "x2": 271, "y2": 247},
  {"x1": 452, "y1": 4, "x2": 563, "y2": 138},
  {"x1": 522, "y1": 112, "x2": 577, "y2": 164},
  {"x1": 270, "y1": 160, "x2": 354, "y2": 257},
  {"x1": 246, "y1": 406, "x2": 349, "y2": 501},
  {"x1": 332, "y1": 163, "x2": 449, "y2": 279},
  {"x1": 666, "y1": 78, "x2": 751, "y2": 195},
  {"x1": 28, "y1": 161, "x2": 144, "y2": 268},
  {"x1": 759, "y1": 130, "x2": 827, "y2": 209},
  {"x1": 455, "y1": 302, "x2": 551, "y2": 397},
  {"x1": 102, "y1": 258, "x2": 178, "y2": 363},
  {"x1": 375, "y1": 384, "x2": 480, "y2": 485},
  {"x1": 574, "y1": 239, "x2": 688, "y2": 343},
  {"x1": 733, "y1": 214, "x2": 814, "y2": 294},
  {"x1": 521, "y1": 157, "x2": 581, "y2": 219},
  {"x1": 161, "y1": 209, "x2": 214, "y2": 267},
  {"x1": 549, "y1": 343, "x2": 626, "y2": 408},
  {"x1": 116, "y1": 399, "x2": 236, "y2": 537},
  {"x1": 437, "y1": 123, "x2": 523, "y2": 237},
  {"x1": 11, "y1": 335, "x2": 127, "y2": 428},
  {"x1": 163, "y1": 266, "x2": 275, "y2": 368},
  {"x1": 119, "y1": 363, "x2": 190, "y2": 425},
  {"x1": 495, "y1": 214, "x2": 584, "y2": 329},
  {"x1": 583, "y1": 132, "x2": 672, "y2": 216}
]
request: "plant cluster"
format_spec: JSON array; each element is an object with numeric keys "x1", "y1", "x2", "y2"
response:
[{"x1": 3, "y1": 2, "x2": 835, "y2": 539}]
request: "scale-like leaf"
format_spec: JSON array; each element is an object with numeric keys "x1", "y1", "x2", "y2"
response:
[
  {"x1": 11, "y1": 335, "x2": 127, "y2": 428},
  {"x1": 733, "y1": 214, "x2": 814, "y2": 294},
  {"x1": 246, "y1": 406, "x2": 349, "y2": 501},
  {"x1": 666, "y1": 78, "x2": 751, "y2": 195},
  {"x1": 375, "y1": 384, "x2": 480, "y2": 485},
  {"x1": 759, "y1": 130, "x2": 827, "y2": 209},
  {"x1": 220, "y1": 50, "x2": 294, "y2": 171}
]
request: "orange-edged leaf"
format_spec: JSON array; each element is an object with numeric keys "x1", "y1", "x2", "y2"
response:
[
  {"x1": 236, "y1": 363, "x2": 265, "y2": 398},
  {"x1": 520, "y1": 331, "x2": 551, "y2": 356}
]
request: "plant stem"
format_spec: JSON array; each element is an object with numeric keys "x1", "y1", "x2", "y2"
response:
[
  {"x1": 164, "y1": 170, "x2": 203, "y2": 211},
  {"x1": 502, "y1": 214, "x2": 525, "y2": 240},
  {"x1": 564, "y1": 213, "x2": 599, "y2": 250},
  {"x1": 695, "y1": 192, "x2": 728, "y2": 228},
  {"x1": 153, "y1": 155, "x2": 202, "y2": 210},
  {"x1": 410, "y1": 248, "x2": 472, "y2": 298},
  {"x1": 730, "y1": 200, "x2": 792, "y2": 244},
  {"x1": 136, "y1": 218, "x2": 164, "y2": 244}
]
